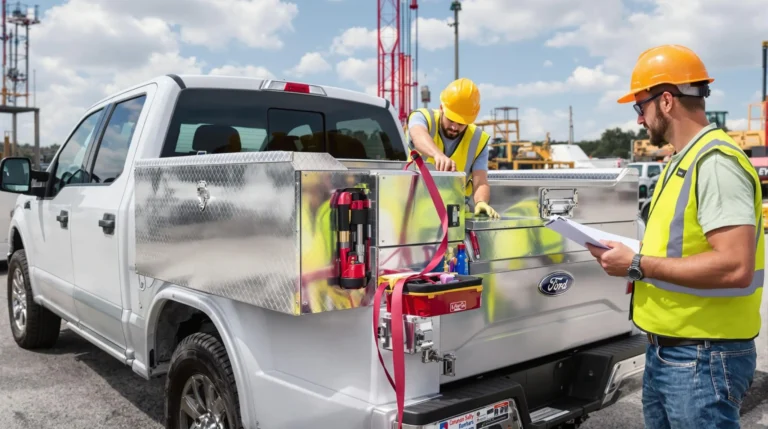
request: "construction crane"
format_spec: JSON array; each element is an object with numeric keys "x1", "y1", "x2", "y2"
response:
[
  {"x1": 378, "y1": 0, "x2": 418, "y2": 125},
  {"x1": 477, "y1": 106, "x2": 574, "y2": 170}
]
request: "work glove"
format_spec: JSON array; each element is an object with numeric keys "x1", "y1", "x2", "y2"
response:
[{"x1": 474, "y1": 201, "x2": 500, "y2": 219}]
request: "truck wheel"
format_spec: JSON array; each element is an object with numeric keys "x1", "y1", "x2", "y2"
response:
[
  {"x1": 165, "y1": 332, "x2": 243, "y2": 429},
  {"x1": 7, "y1": 249, "x2": 61, "y2": 349}
]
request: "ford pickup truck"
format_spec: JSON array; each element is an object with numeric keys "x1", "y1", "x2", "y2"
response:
[{"x1": 2, "y1": 74, "x2": 646, "y2": 429}]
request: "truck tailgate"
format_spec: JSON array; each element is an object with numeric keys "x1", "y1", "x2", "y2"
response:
[{"x1": 441, "y1": 169, "x2": 640, "y2": 382}]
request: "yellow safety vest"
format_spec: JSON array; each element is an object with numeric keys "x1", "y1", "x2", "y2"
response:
[
  {"x1": 407, "y1": 108, "x2": 490, "y2": 198},
  {"x1": 633, "y1": 127, "x2": 764, "y2": 340}
]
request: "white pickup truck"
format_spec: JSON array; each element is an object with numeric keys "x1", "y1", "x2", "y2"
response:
[{"x1": 2, "y1": 74, "x2": 646, "y2": 429}]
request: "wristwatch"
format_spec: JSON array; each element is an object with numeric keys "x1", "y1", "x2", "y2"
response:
[{"x1": 628, "y1": 254, "x2": 644, "y2": 281}]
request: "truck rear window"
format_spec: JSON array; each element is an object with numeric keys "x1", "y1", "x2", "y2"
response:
[{"x1": 160, "y1": 88, "x2": 407, "y2": 161}]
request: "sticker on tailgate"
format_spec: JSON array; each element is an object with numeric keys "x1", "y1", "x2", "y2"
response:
[{"x1": 438, "y1": 400, "x2": 511, "y2": 429}]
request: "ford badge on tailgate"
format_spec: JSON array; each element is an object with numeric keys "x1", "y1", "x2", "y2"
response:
[{"x1": 538, "y1": 271, "x2": 574, "y2": 296}]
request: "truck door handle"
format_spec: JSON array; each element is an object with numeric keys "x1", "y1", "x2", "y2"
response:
[
  {"x1": 99, "y1": 213, "x2": 115, "y2": 234},
  {"x1": 56, "y1": 210, "x2": 68, "y2": 228}
]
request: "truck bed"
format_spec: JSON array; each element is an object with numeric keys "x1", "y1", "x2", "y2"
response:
[{"x1": 441, "y1": 169, "x2": 640, "y2": 381}]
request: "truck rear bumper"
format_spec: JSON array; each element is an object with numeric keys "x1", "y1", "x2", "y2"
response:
[{"x1": 375, "y1": 332, "x2": 647, "y2": 429}]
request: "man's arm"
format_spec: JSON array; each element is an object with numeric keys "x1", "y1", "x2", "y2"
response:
[
  {"x1": 471, "y1": 144, "x2": 490, "y2": 204},
  {"x1": 407, "y1": 112, "x2": 456, "y2": 171},
  {"x1": 640, "y1": 151, "x2": 757, "y2": 289}
]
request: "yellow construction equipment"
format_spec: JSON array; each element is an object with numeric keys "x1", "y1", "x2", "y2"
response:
[
  {"x1": 477, "y1": 107, "x2": 574, "y2": 170},
  {"x1": 632, "y1": 102, "x2": 767, "y2": 161}
]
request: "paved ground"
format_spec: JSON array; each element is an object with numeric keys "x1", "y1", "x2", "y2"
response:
[{"x1": 1, "y1": 259, "x2": 767, "y2": 429}]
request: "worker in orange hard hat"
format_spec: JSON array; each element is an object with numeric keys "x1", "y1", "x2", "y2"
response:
[
  {"x1": 588, "y1": 44, "x2": 762, "y2": 429},
  {"x1": 406, "y1": 78, "x2": 499, "y2": 219}
]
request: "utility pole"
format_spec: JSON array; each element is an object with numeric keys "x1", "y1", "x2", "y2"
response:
[
  {"x1": 568, "y1": 105, "x2": 574, "y2": 145},
  {"x1": 449, "y1": 0, "x2": 461, "y2": 80}
]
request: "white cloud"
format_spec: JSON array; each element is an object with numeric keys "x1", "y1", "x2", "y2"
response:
[
  {"x1": 478, "y1": 65, "x2": 620, "y2": 100},
  {"x1": 330, "y1": 27, "x2": 378, "y2": 55},
  {"x1": 543, "y1": 60, "x2": 553, "y2": 67},
  {"x1": 545, "y1": 0, "x2": 768, "y2": 75},
  {"x1": 98, "y1": 0, "x2": 299, "y2": 50},
  {"x1": 336, "y1": 57, "x2": 378, "y2": 96},
  {"x1": 414, "y1": 0, "x2": 621, "y2": 50},
  {"x1": 415, "y1": 17, "x2": 454, "y2": 51},
  {"x1": 286, "y1": 52, "x2": 331, "y2": 78},
  {"x1": 21, "y1": 0, "x2": 296, "y2": 146}
]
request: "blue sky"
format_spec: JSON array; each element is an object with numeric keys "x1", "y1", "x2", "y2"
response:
[{"x1": 6, "y1": 0, "x2": 768, "y2": 146}]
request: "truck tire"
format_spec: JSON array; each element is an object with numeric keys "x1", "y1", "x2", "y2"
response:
[
  {"x1": 7, "y1": 249, "x2": 61, "y2": 349},
  {"x1": 165, "y1": 332, "x2": 244, "y2": 429}
]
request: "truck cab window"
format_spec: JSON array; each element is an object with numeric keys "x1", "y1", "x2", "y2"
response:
[
  {"x1": 51, "y1": 108, "x2": 104, "y2": 197},
  {"x1": 160, "y1": 88, "x2": 406, "y2": 161},
  {"x1": 90, "y1": 95, "x2": 147, "y2": 184}
]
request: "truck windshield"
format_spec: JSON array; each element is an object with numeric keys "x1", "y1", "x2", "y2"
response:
[{"x1": 160, "y1": 88, "x2": 407, "y2": 161}]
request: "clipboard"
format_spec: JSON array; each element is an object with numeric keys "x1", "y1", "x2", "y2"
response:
[{"x1": 544, "y1": 216, "x2": 640, "y2": 253}]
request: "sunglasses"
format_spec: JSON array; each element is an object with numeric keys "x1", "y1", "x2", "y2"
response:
[{"x1": 634, "y1": 91, "x2": 687, "y2": 116}]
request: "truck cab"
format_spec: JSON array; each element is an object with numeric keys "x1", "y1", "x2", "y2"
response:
[
  {"x1": 626, "y1": 161, "x2": 664, "y2": 205},
  {"x1": 1, "y1": 75, "x2": 646, "y2": 429}
]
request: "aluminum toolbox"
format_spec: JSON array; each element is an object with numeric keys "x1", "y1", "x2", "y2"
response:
[
  {"x1": 438, "y1": 168, "x2": 642, "y2": 381},
  {"x1": 133, "y1": 152, "x2": 466, "y2": 316}
]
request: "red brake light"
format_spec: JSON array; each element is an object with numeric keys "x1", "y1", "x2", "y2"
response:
[
  {"x1": 262, "y1": 80, "x2": 326, "y2": 95},
  {"x1": 284, "y1": 82, "x2": 310, "y2": 93}
]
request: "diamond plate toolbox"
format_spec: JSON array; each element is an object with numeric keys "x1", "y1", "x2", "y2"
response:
[
  {"x1": 134, "y1": 152, "x2": 360, "y2": 315},
  {"x1": 134, "y1": 152, "x2": 467, "y2": 316}
]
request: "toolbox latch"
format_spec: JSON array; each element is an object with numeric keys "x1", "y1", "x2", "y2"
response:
[
  {"x1": 539, "y1": 188, "x2": 578, "y2": 218},
  {"x1": 378, "y1": 312, "x2": 434, "y2": 354}
]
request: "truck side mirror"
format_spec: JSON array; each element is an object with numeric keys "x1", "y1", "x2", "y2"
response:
[{"x1": 0, "y1": 157, "x2": 32, "y2": 194}]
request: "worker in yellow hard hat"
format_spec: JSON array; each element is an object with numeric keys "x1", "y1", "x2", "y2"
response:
[
  {"x1": 406, "y1": 78, "x2": 499, "y2": 219},
  {"x1": 588, "y1": 44, "x2": 762, "y2": 429}
]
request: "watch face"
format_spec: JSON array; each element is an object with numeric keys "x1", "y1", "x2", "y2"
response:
[{"x1": 628, "y1": 268, "x2": 642, "y2": 280}]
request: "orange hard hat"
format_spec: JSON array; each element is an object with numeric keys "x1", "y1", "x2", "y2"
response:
[
  {"x1": 440, "y1": 78, "x2": 481, "y2": 124},
  {"x1": 617, "y1": 45, "x2": 714, "y2": 104}
]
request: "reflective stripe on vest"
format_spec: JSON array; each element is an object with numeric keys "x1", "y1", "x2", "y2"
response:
[
  {"x1": 633, "y1": 128, "x2": 764, "y2": 339},
  {"x1": 407, "y1": 108, "x2": 489, "y2": 197}
]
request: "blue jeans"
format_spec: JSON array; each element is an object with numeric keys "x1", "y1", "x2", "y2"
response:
[{"x1": 642, "y1": 339, "x2": 757, "y2": 429}]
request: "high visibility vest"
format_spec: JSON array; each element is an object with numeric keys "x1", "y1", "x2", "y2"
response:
[
  {"x1": 633, "y1": 127, "x2": 764, "y2": 340},
  {"x1": 407, "y1": 108, "x2": 490, "y2": 198}
]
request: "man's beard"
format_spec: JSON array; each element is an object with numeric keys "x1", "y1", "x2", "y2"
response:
[
  {"x1": 648, "y1": 113, "x2": 669, "y2": 147},
  {"x1": 440, "y1": 122, "x2": 460, "y2": 139}
]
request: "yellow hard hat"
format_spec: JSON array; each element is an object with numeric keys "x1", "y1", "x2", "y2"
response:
[
  {"x1": 440, "y1": 78, "x2": 481, "y2": 124},
  {"x1": 617, "y1": 44, "x2": 714, "y2": 104}
]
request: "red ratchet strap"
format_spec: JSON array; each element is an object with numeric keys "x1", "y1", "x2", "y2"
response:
[{"x1": 373, "y1": 150, "x2": 450, "y2": 429}]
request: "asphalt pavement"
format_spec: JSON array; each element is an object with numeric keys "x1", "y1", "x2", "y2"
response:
[{"x1": 1, "y1": 258, "x2": 768, "y2": 429}]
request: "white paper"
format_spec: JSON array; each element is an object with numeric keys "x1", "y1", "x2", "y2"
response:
[{"x1": 545, "y1": 216, "x2": 640, "y2": 253}]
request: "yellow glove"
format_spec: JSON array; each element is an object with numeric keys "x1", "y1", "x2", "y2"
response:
[{"x1": 474, "y1": 201, "x2": 500, "y2": 219}]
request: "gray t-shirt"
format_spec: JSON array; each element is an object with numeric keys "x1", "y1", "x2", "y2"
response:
[
  {"x1": 660, "y1": 123, "x2": 757, "y2": 234},
  {"x1": 407, "y1": 111, "x2": 489, "y2": 172}
]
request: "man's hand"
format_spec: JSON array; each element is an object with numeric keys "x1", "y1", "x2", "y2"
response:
[
  {"x1": 408, "y1": 123, "x2": 455, "y2": 171},
  {"x1": 433, "y1": 152, "x2": 457, "y2": 171},
  {"x1": 586, "y1": 240, "x2": 635, "y2": 277},
  {"x1": 474, "y1": 201, "x2": 500, "y2": 219}
]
